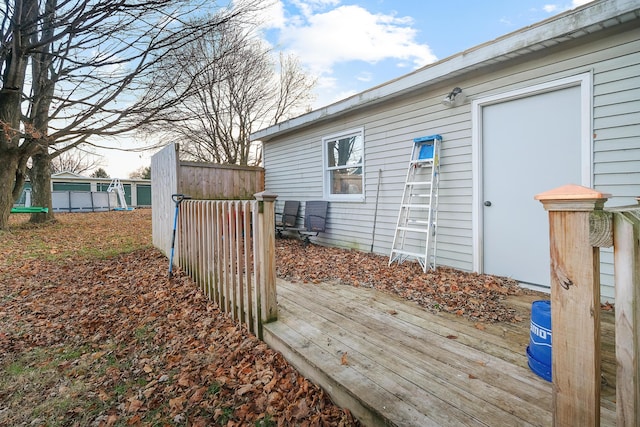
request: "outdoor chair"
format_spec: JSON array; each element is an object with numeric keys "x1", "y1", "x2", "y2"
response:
[
  {"x1": 298, "y1": 200, "x2": 329, "y2": 247},
  {"x1": 275, "y1": 200, "x2": 300, "y2": 238}
]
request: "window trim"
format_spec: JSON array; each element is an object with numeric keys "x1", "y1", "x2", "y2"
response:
[{"x1": 322, "y1": 127, "x2": 365, "y2": 202}]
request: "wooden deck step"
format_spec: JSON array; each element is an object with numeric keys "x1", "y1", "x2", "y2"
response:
[{"x1": 264, "y1": 279, "x2": 617, "y2": 426}]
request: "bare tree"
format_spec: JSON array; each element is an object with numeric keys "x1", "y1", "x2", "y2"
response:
[
  {"x1": 50, "y1": 149, "x2": 103, "y2": 175},
  {"x1": 144, "y1": 24, "x2": 316, "y2": 166},
  {"x1": 0, "y1": 0, "x2": 264, "y2": 229}
]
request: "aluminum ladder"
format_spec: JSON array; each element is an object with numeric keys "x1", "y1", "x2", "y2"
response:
[{"x1": 389, "y1": 134, "x2": 441, "y2": 272}]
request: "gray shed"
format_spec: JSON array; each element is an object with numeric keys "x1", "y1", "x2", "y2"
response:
[{"x1": 250, "y1": 0, "x2": 640, "y2": 302}]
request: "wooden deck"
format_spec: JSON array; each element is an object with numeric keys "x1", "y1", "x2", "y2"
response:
[{"x1": 263, "y1": 279, "x2": 618, "y2": 426}]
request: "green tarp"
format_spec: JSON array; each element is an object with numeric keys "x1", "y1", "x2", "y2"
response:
[{"x1": 10, "y1": 207, "x2": 49, "y2": 213}]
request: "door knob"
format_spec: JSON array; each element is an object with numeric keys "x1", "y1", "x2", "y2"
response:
[{"x1": 484, "y1": 201, "x2": 492, "y2": 207}]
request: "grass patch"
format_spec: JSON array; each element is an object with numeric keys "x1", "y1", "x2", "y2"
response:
[
  {"x1": 134, "y1": 325, "x2": 156, "y2": 343},
  {"x1": 56, "y1": 346, "x2": 87, "y2": 361},
  {"x1": 2, "y1": 210, "x2": 152, "y2": 264},
  {"x1": 217, "y1": 407, "x2": 235, "y2": 425},
  {"x1": 5, "y1": 360, "x2": 33, "y2": 376},
  {"x1": 113, "y1": 382, "x2": 128, "y2": 397},
  {"x1": 0, "y1": 346, "x2": 96, "y2": 426},
  {"x1": 0, "y1": 342, "x2": 135, "y2": 426},
  {"x1": 207, "y1": 382, "x2": 222, "y2": 396},
  {"x1": 255, "y1": 414, "x2": 277, "y2": 426}
]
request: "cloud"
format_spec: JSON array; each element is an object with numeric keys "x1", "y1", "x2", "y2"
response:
[
  {"x1": 356, "y1": 71, "x2": 373, "y2": 83},
  {"x1": 252, "y1": 1, "x2": 286, "y2": 30},
  {"x1": 572, "y1": 0, "x2": 594, "y2": 6},
  {"x1": 314, "y1": 75, "x2": 359, "y2": 106},
  {"x1": 290, "y1": 0, "x2": 340, "y2": 18},
  {"x1": 538, "y1": 0, "x2": 594, "y2": 15},
  {"x1": 273, "y1": 2, "x2": 436, "y2": 77}
]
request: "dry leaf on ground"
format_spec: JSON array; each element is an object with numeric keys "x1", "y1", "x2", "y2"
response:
[{"x1": 0, "y1": 211, "x2": 360, "y2": 426}]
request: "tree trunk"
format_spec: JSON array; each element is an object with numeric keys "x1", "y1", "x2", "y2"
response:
[
  {"x1": 29, "y1": 151, "x2": 55, "y2": 224},
  {"x1": 0, "y1": 153, "x2": 21, "y2": 229}
]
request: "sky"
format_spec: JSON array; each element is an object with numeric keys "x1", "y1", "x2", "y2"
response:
[{"x1": 102, "y1": 0, "x2": 593, "y2": 179}]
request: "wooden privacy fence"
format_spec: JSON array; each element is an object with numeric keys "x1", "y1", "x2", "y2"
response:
[
  {"x1": 536, "y1": 185, "x2": 639, "y2": 427},
  {"x1": 151, "y1": 143, "x2": 265, "y2": 259},
  {"x1": 175, "y1": 193, "x2": 277, "y2": 338}
]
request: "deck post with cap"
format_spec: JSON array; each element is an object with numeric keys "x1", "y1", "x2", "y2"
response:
[
  {"x1": 254, "y1": 191, "x2": 279, "y2": 337},
  {"x1": 535, "y1": 184, "x2": 611, "y2": 427}
]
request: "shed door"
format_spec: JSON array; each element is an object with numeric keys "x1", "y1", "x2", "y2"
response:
[
  {"x1": 482, "y1": 86, "x2": 582, "y2": 288},
  {"x1": 136, "y1": 185, "x2": 152, "y2": 206}
]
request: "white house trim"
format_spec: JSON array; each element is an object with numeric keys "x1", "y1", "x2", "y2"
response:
[
  {"x1": 470, "y1": 72, "x2": 593, "y2": 273},
  {"x1": 321, "y1": 127, "x2": 366, "y2": 202}
]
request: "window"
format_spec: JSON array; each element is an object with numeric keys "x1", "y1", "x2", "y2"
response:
[{"x1": 323, "y1": 128, "x2": 364, "y2": 201}]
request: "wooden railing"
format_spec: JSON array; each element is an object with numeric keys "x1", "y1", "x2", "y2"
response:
[
  {"x1": 536, "y1": 185, "x2": 639, "y2": 427},
  {"x1": 175, "y1": 192, "x2": 278, "y2": 338}
]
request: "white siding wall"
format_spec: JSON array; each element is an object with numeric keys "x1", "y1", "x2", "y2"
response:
[
  {"x1": 592, "y1": 31, "x2": 640, "y2": 302},
  {"x1": 264, "y1": 24, "x2": 640, "y2": 302}
]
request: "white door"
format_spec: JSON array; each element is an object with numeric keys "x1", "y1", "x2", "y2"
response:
[{"x1": 482, "y1": 85, "x2": 582, "y2": 288}]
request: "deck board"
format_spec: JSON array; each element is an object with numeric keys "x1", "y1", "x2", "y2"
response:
[
  {"x1": 263, "y1": 279, "x2": 617, "y2": 426},
  {"x1": 278, "y1": 288, "x2": 545, "y2": 426}
]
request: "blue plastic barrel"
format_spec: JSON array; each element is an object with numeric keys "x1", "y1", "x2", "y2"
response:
[{"x1": 526, "y1": 300, "x2": 552, "y2": 382}]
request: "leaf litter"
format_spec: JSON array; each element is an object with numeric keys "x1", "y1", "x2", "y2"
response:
[
  {"x1": 1, "y1": 210, "x2": 567, "y2": 426},
  {"x1": 1, "y1": 211, "x2": 359, "y2": 426},
  {"x1": 276, "y1": 238, "x2": 529, "y2": 323}
]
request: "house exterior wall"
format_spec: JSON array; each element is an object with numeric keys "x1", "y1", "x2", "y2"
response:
[{"x1": 263, "y1": 23, "x2": 639, "y2": 302}]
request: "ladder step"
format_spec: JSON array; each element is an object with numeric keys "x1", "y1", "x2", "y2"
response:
[
  {"x1": 397, "y1": 226, "x2": 429, "y2": 233},
  {"x1": 401, "y1": 204, "x2": 431, "y2": 209},
  {"x1": 390, "y1": 249, "x2": 426, "y2": 258},
  {"x1": 406, "y1": 181, "x2": 432, "y2": 186},
  {"x1": 408, "y1": 221, "x2": 434, "y2": 227}
]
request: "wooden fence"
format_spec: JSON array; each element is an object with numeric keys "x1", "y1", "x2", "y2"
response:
[
  {"x1": 151, "y1": 143, "x2": 264, "y2": 258},
  {"x1": 536, "y1": 185, "x2": 639, "y2": 427},
  {"x1": 175, "y1": 193, "x2": 277, "y2": 338}
]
